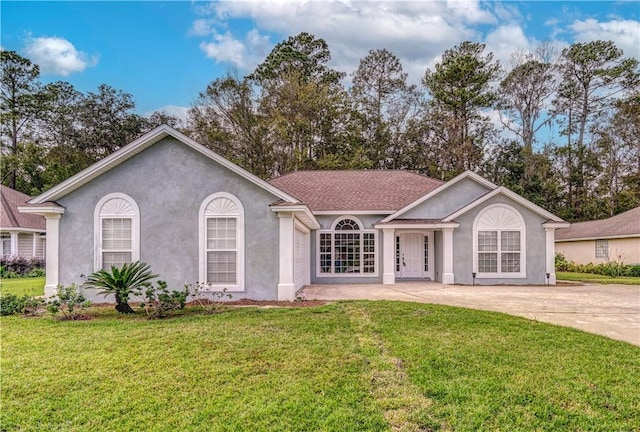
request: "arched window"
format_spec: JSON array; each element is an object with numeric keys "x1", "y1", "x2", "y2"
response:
[
  {"x1": 199, "y1": 193, "x2": 244, "y2": 291},
  {"x1": 473, "y1": 204, "x2": 526, "y2": 278},
  {"x1": 94, "y1": 193, "x2": 140, "y2": 270},
  {"x1": 318, "y1": 216, "x2": 376, "y2": 275}
]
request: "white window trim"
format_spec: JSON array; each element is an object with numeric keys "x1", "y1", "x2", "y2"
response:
[
  {"x1": 316, "y1": 215, "x2": 379, "y2": 278},
  {"x1": 472, "y1": 203, "x2": 526, "y2": 279},
  {"x1": 199, "y1": 192, "x2": 245, "y2": 292},
  {"x1": 94, "y1": 193, "x2": 140, "y2": 271}
]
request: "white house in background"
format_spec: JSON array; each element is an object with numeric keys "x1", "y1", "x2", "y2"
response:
[
  {"x1": 1, "y1": 185, "x2": 46, "y2": 258},
  {"x1": 556, "y1": 206, "x2": 640, "y2": 265},
  {"x1": 19, "y1": 125, "x2": 569, "y2": 301}
]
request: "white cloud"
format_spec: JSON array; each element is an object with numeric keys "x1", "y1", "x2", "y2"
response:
[
  {"x1": 484, "y1": 24, "x2": 534, "y2": 70},
  {"x1": 193, "y1": 0, "x2": 494, "y2": 82},
  {"x1": 199, "y1": 29, "x2": 271, "y2": 70},
  {"x1": 24, "y1": 36, "x2": 97, "y2": 76},
  {"x1": 570, "y1": 18, "x2": 640, "y2": 59},
  {"x1": 146, "y1": 105, "x2": 189, "y2": 123}
]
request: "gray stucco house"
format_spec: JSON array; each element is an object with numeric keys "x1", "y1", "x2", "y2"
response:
[{"x1": 19, "y1": 125, "x2": 569, "y2": 301}]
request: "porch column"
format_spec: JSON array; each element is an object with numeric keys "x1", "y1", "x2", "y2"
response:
[
  {"x1": 382, "y1": 228, "x2": 395, "y2": 284},
  {"x1": 44, "y1": 214, "x2": 61, "y2": 298},
  {"x1": 10, "y1": 232, "x2": 18, "y2": 256},
  {"x1": 442, "y1": 227, "x2": 455, "y2": 284},
  {"x1": 545, "y1": 227, "x2": 557, "y2": 285},
  {"x1": 277, "y1": 213, "x2": 296, "y2": 301}
]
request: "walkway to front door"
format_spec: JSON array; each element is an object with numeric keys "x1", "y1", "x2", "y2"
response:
[{"x1": 301, "y1": 282, "x2": 640, "y2": 346}]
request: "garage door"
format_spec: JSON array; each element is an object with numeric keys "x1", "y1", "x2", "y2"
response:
[{"x1": 294, "y1": 226, "x2": 309, "y2": 290}]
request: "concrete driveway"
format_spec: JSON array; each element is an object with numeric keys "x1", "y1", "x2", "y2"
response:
[{"x1": 301, "y1": 282, "x2": 640, "y2": 346}]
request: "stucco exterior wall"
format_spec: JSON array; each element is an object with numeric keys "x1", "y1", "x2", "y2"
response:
[
  {"x1": 452, "y1": 195, "x2": 548, "y2": 285},
  {"x1": 310, "y1": 214, "x2": 384, "y2": 284},
  {"x1": 401, "y1": 177, "x2": 490, "y2": 219},
  {"x1": 556, "y1": 237, "x2": 640, "y2": 265},
  {"x1": 57, "y1": 137, "x2": 281, "y2": 301}
]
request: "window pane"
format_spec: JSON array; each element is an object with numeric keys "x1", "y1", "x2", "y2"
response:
[
  {"x1": 501, "y1": 231, "x2": 520, "y2": 252},
  {"x1": 595, "y1": 240, "x2": 608, "y2": 259},
  {"x1": 103, "y1": 252, "x2": 132, "y2": 270},
  {"x1": 501, "y1": 253, "x2": 521, "y2": 272},
  {"x1": 320, "y1": 233, "x2": 332, "y2": 273},
  {"x1": 334, "y1": 232, "x2": 360, "y2": 273},
  {"x1": 478, "y1": 231, "x2": 497, "y2": 251},
  {"x1": 478, "y1": 252, "x2": 497, "y2": 273},
  {"x1": 207, "y1": 218, "x2": 236, "y2": 249},
  {"x1": 207, "y1": 251, "x2": 237, "y2": 283},
  {"x1": 335, "y1": 219, "x2": 360, "y2": 231},
  {"x1": 424, "y1": 236, "x2": 429, "y2": 272},
  {"x1": 363, "y1": 232, "x2": 375, "y2": 273},
  {"x1": 102, "y1": 218, "x2": 132, "y2": 250}
]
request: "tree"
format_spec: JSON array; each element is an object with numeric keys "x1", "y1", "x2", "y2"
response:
[
  {"x1": 0, "y1": 51, "x2": 43, "y2": 189},
  {"x1": 553, "y1": 40, "x2": 639, "y2": 220},
  {"x1": 350, "y1": 49, "x2": 419, "y2": 168},
  {"x1": 498, "y1": 50, "x2": 557, "y2": 156},
  {"x1": 250, "y1": 32, "x2": 345, "y2": 86},
  {"x1": 422, "y1": 41, "x2": 501, "y2": 175}
]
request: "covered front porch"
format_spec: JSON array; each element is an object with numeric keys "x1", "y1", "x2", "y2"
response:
[{"x1": 374, "y1": 220, "x2": 460, "y2": 285}]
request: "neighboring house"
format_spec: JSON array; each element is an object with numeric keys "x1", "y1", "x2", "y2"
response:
[
  {"x1": 19, "y1": 125, "x2": 569, "y2": 301},
  {"x1": 1, "y1": 185, "x2": 46, "y2": 259},
  {"x1": 555, "y1": 206, "x2": 640, "y2": 265}
]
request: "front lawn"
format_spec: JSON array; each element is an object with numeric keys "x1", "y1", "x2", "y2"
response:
[
  {"x1": 0, "y1": 277, "x2": 45, "y2": 296},
  {"x1": 557, "y1": 271, "x2": 640, "y2": 285},
  {"x1": 2, "y1": 302, "x2": 638, "y2": 431}
]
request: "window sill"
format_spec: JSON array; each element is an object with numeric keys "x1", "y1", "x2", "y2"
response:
[
  {"x1": 200, "y1": 284, "x2": 244, "y2": 292},
  {"x1": 475, "y1": 273, "x2": 526, "y2": 279}
]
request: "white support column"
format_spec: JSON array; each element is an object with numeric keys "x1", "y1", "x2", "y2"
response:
[
  {"x1": 382, "y1": 228, "x2": 395, "y2": 284},
  {"x1": 44, "y1": 214, "x2": 61, "y2": 298},
  {"x1": 10, "y1": 232, "x2": 18, "y2": 256},
  {"x1": 442, "y1": 227, "x2": 455, "y2": 284},
  {"x1": 545, "y1": 227, "x2": 557, "y2": 285},
  {"x1": 277, "y1": 213, "x2": 296, "y2": 301}
]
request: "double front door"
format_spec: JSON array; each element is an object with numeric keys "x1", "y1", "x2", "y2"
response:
[{"x1": 397, "y1": 233, "x2": 432, "y2": 280}]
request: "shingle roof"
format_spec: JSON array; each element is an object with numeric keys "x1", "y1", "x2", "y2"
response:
[
  {"x1": 0, "y1": 186, "x2": 46, "y2": 230},
  {"x1": 269, "y1": 170, "x2": 444, "y2": 211},
  {"x1": 556, "y1": 206, "x2": 640, "y2": 240}
]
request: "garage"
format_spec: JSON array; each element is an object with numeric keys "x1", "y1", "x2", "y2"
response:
[{"x1": 294, "y1": 224, "x2": 310, "y2": 290}]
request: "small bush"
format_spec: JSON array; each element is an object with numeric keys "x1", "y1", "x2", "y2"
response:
[
  {"x1": 47, "y1": 283, "x2": 91, "y2": 320},
  {"x1": 187, "y1": 282, "x2": 232, "y2": 314},
  {"x1": 0, "y1": 256, "x2": 45, "y2": 277},
  {"x1": 26, "y1": 268, "x2": 46, "y2": 278},
  {"x1": 1, "y1": 292, "x2": 26, "y2": 315},
  {"x1": 0, "y1": 292, "x2": 44, "y2": 316},
  {"x1": 556, "y1": 253, "x2": 640, "y2": 278},
  {"x1": 140, "y1": 280, "x2": 188, "y2": 318}
]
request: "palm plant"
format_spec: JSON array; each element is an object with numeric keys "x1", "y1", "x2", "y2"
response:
[{"x1": 84, "y1": 261, "x2": 158, "y2": 313}]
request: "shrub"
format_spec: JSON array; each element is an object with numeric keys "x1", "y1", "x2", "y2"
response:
[
  {"x1": 0, "y1": 256, "x2": 45, "y2": 277},
  {"x1": 47, "y1": 283, "x2": 91, "y2": 320},
  {"x1": 84, "y1": 261, "x2": 158, "y2": 313},
  {"x1": 186, "y1": 282, "x2": 232, "y2": 314},
  {"x1": 555, "y1": 253, "x2": 569, "y2": 272},
  {"x1": 140, "y1": 281, "x2": 188, "y2": 319},
  {"x1": 26, "y1": 268, "x2": 46, "y2": 278},
  {"x1": 0, "y1": 267, "x2": 21, "y2": 279},
  {"x1": 1, "y1": 292, "x2": 26, "y2": 315}
]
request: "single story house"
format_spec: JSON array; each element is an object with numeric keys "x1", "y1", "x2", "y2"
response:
[
  {"x1": 1, "y1": 185, "x2": 46, "y2": 258},
  {"x1": 20, "y1": 125, "x2": 568, "y2": 301},
  {"x1": 556, "y1": 206, "x2": 640, "y2": 265}
]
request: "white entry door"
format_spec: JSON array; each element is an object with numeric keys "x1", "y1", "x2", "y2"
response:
[{"x1": 399, "y1": 233, "x2": 423, "y2": 278}]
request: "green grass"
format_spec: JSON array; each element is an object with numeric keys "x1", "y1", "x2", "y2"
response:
[
  {"x1": 557, "y1": 271, "x2": 640, "y2": 285},
  {"x1": 2, "y1": 302, "x2": 639, "y2": 431},
  {"x1": 0, "y1": 277, "x2": 45, "y2": 296}
]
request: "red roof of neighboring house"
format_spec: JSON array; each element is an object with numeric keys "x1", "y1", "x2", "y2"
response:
[
  {"x1": 269, "y1": 170, "x2": 444, "y2": 212},
  {"x1": 0, "y1": 185, "x2": 46, "y2": 231},
  {"x1": 556, "y1": 206, "x2": 640, "y2": 240}
]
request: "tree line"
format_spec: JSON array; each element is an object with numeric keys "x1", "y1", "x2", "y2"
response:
[{"x1": 2, "y1": 33, "x2": 639, "y2": 222}]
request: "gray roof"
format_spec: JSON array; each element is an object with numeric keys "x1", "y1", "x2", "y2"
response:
[
  {"x1": 269, "y1": 170, "x2": 444, "y2": 212},
  {"x1": 556, "y1": 206, "x2": 640, "y2": 240},
  {"x1": 0, "y1": 186, "x2": 46, "y2": 231}
]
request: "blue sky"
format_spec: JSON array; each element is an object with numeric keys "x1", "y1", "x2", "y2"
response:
[{"x1": 3, "y1": 1, "x2": 639, "y2": 119}]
